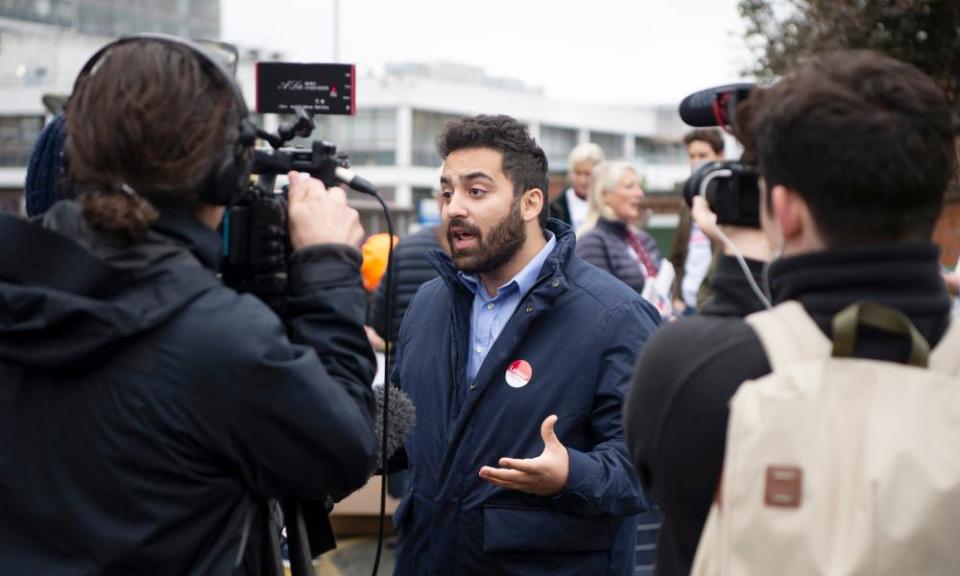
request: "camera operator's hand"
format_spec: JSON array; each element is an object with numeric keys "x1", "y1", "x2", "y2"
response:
[
  {"x1": 287, "y1": 171, "x2": 364, "y2": 251},
  {"x1": 691, "y1": 196, "x2": 772, "y2": 261}
]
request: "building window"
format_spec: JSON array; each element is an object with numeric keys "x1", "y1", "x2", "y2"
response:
[
  {"x1": 0, "y1": 115, "x2": 43, "y2": 168},
  {"x1": 313, "y1": 108, "x2": 396, "y2": 167},
  {"x1": 589, "y1": 131, "x2": 625, "y2": 160},
  {"x1": 539, "y1": 125, "x2": 577, "y2": 173},
  {"x1": 412, "y1": 186, "x2": 440, "y2": 226},
  {"x1": 0, "y1": 0, "x2": 74, "y2": 27},
  {"x1": 635, "y1": 137, "x2": 686, "y2": 165},
  {"x1": 412, "y1": 110, "x2": 463, "y2": 167},
  {"x1": 74, "y1": 0, "x2": 220, "y2": 39}
]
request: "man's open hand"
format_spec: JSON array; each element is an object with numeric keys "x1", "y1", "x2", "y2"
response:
[{"x1": 479, "y1": 415, "x2": 569, "y2": 497}]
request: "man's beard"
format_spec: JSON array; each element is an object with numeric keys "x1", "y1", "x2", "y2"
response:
[{"x1": 447, "y1": 199, "x2": 526, "y2": 275}]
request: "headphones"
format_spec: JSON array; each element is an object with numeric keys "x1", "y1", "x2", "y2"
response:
[{"x1": 71, "y1": 33, "x2": 258, "y2": 206}]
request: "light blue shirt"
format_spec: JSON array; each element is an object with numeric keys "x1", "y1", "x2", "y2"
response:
[{"x1": 458, "y1": 232, "x2": 557, "y2": 384}]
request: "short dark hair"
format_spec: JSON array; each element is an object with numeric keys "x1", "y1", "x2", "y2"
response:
[
  {"x1": 736, "y1": 50, "x2": 956, "y2": 246},
  {"x1": 683, "y1": 128, "x2": 725, "y2": 154},
  {"x1": 437, "y1": 115, "x2": 550, "y2": 228}
]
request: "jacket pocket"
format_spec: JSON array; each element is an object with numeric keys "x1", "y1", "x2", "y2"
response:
[{"x1": 481, "y1": 505, "x2": 610, "y2": 553}]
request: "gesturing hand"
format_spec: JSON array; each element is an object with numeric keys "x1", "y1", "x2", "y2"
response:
[{"x1": 478, "y1": 415, "x2": 569, "y2": 497}]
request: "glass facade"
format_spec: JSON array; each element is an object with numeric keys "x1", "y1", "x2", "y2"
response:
[
  {"x1": 589, "y1": 131, "x2": 625, "y2": 160},
  {"x1": 77, "y1": 0, "x2": 219, "y2": 38},
  {"x1": 314, "y1": 108, "x2": 397, "y2": 167},
  {"x1": 0, "y1": 115, "x2": 43, "y2": 168},
  {"x1": 539, "y1": 125, "x2": 577, "y2": 173},
  {"x1": 0, "y1": 0, "x2": 74, "y2": 26},
  {"x1": 412, "y1": 110, "x2": 462, "y2": 167},
  {"x1": 0, "y1": 0, "x2": 219, "y2": 39},
  {"x1": 635, "y1": 137, "x2": 687, "y2": 165}
]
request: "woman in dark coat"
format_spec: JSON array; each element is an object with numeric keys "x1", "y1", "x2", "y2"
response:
[{"x1": 575, "y1": 161, "x2": 673, "y2": 317}]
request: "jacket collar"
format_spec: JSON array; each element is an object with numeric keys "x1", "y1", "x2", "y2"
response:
[
  {"x1": 595, "y1": 217, "x2": 629, "y2": 237},
  {"x1": 769, "y1": 242, "x2": 950, "y2": 316},
  {"x1": 152, "y1": 209, "x2": 223, "y2": 270}
]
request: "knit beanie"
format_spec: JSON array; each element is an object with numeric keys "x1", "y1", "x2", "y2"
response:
[{"x1": 25, "y1": 114, "x2": 68, "y2": 217}]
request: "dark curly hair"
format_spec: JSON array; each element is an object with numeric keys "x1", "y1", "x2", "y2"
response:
[
  {"x1": 734, "y1": 50, "x2": 956, "y2": 246},
  {"x1": 437, "y1": 114, "x2": 550, "y2": 228},
  {"x1": 683, "y1": 128, "x2": 725, "y2": 154}
]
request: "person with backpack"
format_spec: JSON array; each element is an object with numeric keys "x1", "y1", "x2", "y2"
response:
[{"x1": 624, "y1": 49, "x2": 958, "y2": 575}]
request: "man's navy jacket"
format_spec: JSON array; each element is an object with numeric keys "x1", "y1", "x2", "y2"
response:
[{"x1": 391, "y1": 220, "x2": 661, "y2": 575}]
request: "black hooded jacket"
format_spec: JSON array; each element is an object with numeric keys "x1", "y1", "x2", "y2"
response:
[{"x1": 0, "y1": 202, "x2": 377, "y2": 575}]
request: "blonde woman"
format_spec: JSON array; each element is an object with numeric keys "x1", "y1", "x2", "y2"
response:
[{"x1": 576, "y1": 161, "x2": 675, "y2": 317}]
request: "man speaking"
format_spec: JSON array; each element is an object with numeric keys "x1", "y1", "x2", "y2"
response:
[{"x1": 389, "y1": 115, "x2": 661, "y2": 575}]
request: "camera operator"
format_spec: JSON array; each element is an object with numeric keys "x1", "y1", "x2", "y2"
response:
[
  {"x1": 0, "y1": 38, "x2": 376, "y2": 575},
  {"x1": 624, "y1": 50, "x2": 957, "y2": 575}
]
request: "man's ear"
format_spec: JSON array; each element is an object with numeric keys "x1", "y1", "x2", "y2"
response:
[
  {"x1": 522, "y1": 188, "x2": 544, "y2": 224},
  {"x1": 771, "y1": 184, "x2": 805, "y2": 241}
]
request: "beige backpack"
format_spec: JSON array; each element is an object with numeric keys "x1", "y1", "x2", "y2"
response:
[{"x1": 692, "y1": 300, "x2": 960, "y2": 576}]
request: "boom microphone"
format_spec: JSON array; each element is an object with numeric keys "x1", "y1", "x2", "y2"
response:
[
  {"x1": 679, "y1": 83, "x2": 754, "y2": 127},
  {"x1": 372, "y1": 383, "x2": 416, "y2": 471}
]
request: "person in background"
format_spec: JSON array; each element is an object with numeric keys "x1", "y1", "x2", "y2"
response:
[
  {"x1": 576, "y1": 161, "x2": 673, "y2": 317},
  {"x1": 361, "y1": 232, "x2": 398, "y2": 352},
  {"x1": 549, "y1": 142, "x2": 605, "y2": 231},
  {"x1": 367, "y1": 214, "x2": 448, "y2": 504},
  {"x1": 369, "y1": 196, "x2": 449, "y2": 366},
  {"x1": 669, "y1": 128, "x2": 725, "y2": 314},
  {"x1": 24, "y1": 114, "x2": 68, "y2": 218}
]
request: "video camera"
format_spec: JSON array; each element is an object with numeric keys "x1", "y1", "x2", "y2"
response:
[
  {"x1": 678, "y1": 83, "x2": 761, "y2": 228},
  {"x1": 220, "y1": 62, "x2": 376, "y2": 305}
]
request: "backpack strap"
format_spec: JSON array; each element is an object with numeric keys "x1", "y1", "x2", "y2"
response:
[
  {"x1": 745, "y1": 301, "x2": 831, "y2": 371},
  {"x1": 930, "y1": 318, "x2": 960, "y2": 377}
]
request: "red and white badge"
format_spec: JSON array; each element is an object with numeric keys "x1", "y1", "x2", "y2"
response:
[{"x1": 505, "y1": 360, "x2": 533, "y2": 388}]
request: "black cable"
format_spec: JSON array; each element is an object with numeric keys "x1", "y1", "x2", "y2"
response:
[{"x1": 365, "y1": 189, "x2": 394, "y2": 576}]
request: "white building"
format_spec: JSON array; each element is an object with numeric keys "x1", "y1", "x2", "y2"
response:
[
  {"x1": 0, "y1": 0, "x2": 221, "y2": 212},
  {"x1": 0, "y1": 3, "x2": 694, "y2": 239}
]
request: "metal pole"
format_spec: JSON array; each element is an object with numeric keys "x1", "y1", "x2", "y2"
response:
[{"x1": 332, "y1": 0, "x2": 340, "y2": 62}]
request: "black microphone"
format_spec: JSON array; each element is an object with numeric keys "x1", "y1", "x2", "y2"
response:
[
  {"x1": 372, "y1": 383, "x2": 416, "y2": 471},
  {"x1": 679, "y1": 83, "x2": 755, "y2": 127}
]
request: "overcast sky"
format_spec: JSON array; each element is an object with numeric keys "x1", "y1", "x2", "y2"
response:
[{"x1": 221, "y1": 0, "x2": 755, "y2": 107}]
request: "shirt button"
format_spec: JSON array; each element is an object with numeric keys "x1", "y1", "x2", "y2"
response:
[
  {"x1": 469, "y1": 383, "x2": 476, "y2": 390},
  {"x1": 475, "y1": 345, "x2": 485, "y2": 353},
  {"x1": 486, "y1": 302, "x2": 495, "y2": 310},
  {"x1": 552, "y1": 278, "x2": 560, "y2": 288},
  {"x1": 525, "y1": 306, "x2": 534, "y2": 313}
]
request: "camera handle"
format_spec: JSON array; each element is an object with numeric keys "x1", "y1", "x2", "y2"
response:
[{"x1": 258, "y1": 106, "x2": 315, "y2": 149}]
